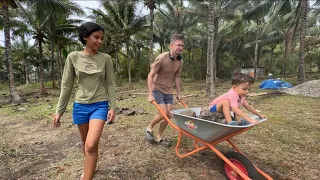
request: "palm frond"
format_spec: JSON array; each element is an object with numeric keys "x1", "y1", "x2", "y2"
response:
[
  {"x1": 307, "y1": 26, "x2": 320, "y2": 36},
  {"x1": 243, "y1": 0, "x2": 273, "y2": 20},
  {"x1": 27, "y1": 0, "x2": 69, "y2": 19}
]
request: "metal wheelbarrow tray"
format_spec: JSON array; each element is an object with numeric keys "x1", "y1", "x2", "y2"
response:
[{"x1": 152, "y1": 100, "x2": 273, "y2": 180}]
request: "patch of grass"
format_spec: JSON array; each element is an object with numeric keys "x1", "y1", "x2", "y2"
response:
[
  {"x1": 0, "y1": 83, "x2": 9, "y2": 95},
  {"x1": 0, "y1": 83, "x2": 8, "y2": 91},
  {"x1": 1, "y1": 95, "x2": 74, "y2": 123}
]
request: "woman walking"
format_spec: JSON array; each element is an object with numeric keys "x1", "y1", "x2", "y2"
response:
[{"x1": 53, "y1": 22, "x2": 116, "y2": 180}]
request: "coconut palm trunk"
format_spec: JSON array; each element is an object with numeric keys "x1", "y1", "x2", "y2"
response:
[
  {"x1": 1, "y1": 0, "x2": 21, "y2": 102},
  {"x1": 298, "y1": 0, "x2": 307, "y2": 83},
  {"x1": 38, "y1": 41, "x2": 47, "y2": 94},
  {"x1": 115, "y1": 49, "x2": 119, "y2": 84},
  {"x1": 22, "y1": 56, "x2": 30, "y2": 84},
  {"x1": 206, "y1": 0, "x2": 215, "y2": 98},
  {"x1": 254, "y1": 40, "x2": 259, "y2": 79},
  {"x1": 126, "y1": 43, "x2": 132, "y2": 84},
  {"x1": 147, "y1": 0, "x2": 155, "y2": 73},
  {"x1": 51, "y1": 41, "x2": 57, "y2": 88}
]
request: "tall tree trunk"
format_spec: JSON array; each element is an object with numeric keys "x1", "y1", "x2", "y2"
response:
[
  {"x1": 126, "y1": 43, "x2": 132, "y2": 86},
  {"x1": 147, "y1": 0, "x2": 155, "y2": 73},
  {"x1": 37, "y1": 65, "x2": 40, "y2": 83},
  {"x1": 23, "y1": 57, "x2": 30, "y2": 84},
  {"x1": 51, "y1": 41, "x2": 57, "y2": 89},
  {"x1": 56, "y1": 46, "x2": 62, "y2": 86},
  {"x1": 269, "y1": 47, "x2": 274, "y2": 74},
  {"x1": 188, "y1": 50, "x2": 191, "y2": 77},
  {"x1": 206, "y1": 0, "x2": 215, "y2": 98},
  {"x1": 298, "y1": 0, "x2": 307, "y2": 83},
  {"x1": 39, "y1": 41, "x2": 47, "y2": 94},
  {"x1": 201, "y1": 48, "x2": 204, "y2": 80},
  {"x1": 283, "y1": 28, "x2": 295, "y2": 77},
  {"x1": 213, "y1": 16, "x2": 218, "y2": 83},
  {"x1": 115, "y1": 49, "x2": 119, "y2": 84},
  {"x1": 1, "y1": 0, "x2": 21, "y2": 102},
  {"x1": 138, "y1": 46, "x2": 141, "y2": 81},
  {"x1": 282, "y1": 49, "x2": 288, "y2": 77},
  {"x1": 318, "y1": 48, "x2": 320, "y2": 72},
  {"x1": 191, "y1": 47, "x2": 194, "y2": 80},
  {"x1": 216, "y1": 48, "x2": 220, "y2": 79},
  {"x1": 58, "y1": 47, "x2": 63, "y2": 81},
  {"x1": 254, "y1": 40, "x2": 259, "y2": 79},
  {"x1": 254, "y1": 36, "x2": 259, "y2": 80}
]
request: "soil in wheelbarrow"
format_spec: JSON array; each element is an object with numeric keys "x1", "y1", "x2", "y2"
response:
[{"x1": 180, "y1": 109, "x2": 226, "y2": 124}]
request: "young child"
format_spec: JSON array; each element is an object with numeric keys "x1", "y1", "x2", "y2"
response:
[{"x1": 209, "y1": 73, "x2": 266, "y2": 125}]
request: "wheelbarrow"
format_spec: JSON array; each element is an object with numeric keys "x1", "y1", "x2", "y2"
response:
[{"x1": 152, "y1": 100, "x2": 272, "y2": 180}]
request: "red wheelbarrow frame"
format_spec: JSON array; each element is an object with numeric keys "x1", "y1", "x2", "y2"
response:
[{"x1": 152, "y1": 100, "x2": 273, "y2": 180}]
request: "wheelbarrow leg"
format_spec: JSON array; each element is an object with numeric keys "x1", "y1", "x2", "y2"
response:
[
  {"x1": 194, "y1": 140, "x2": 200, "y2": 149},
  {"x1": 175, "y1": 132, "x2": 209, "y2": 158},
  {"x1": 226, "y1": 139, "x2": 273, "y2": 180}
]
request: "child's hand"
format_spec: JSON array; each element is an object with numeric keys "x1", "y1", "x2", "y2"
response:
[
  {"x1": 258, "y1": 114, "x2": 266, "y2": 119},
  {"x1": 248, "y1": 118, "x2": 260, "y2": 125}
]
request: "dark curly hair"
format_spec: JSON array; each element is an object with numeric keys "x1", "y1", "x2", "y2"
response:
[
  {"x1": 232, "y1": 72, "x2": 254, "y2": 85},
  {"x1": 78, "y1": 22, "x2": 104, "y2": 45}
]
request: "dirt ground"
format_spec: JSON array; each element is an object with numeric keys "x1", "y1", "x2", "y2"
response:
[{"x1": 0, "y1": 81, "x2": 319, "y2": 180}]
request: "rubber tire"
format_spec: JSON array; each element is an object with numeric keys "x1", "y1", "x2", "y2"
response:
[{"x1": 222, "y1": 151, "x2": 261, "y2": 180}]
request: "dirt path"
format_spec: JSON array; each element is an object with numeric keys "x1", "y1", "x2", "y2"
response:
[
  {"x1": 0, "y1": 114, "x2": 79, "y2": 179},
  {"x1": 0, "y1": 113, "x2": 228, "y2": 180}
]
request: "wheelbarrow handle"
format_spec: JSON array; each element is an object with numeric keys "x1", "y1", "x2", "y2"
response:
[
  {"x1": 178, "y1": 99, "x2": 188, "y2": 108},
  {"x1": 151, "y1": 100, "x2": 181, "y2": 131}
]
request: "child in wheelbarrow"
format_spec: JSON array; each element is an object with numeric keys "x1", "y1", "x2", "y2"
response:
[{"x1": 209, "y1": 73, "x2": 266, "y2": 125}]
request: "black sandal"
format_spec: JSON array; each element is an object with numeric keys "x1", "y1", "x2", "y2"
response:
[
  {"x1": 156, "y1": 138, "x2": 172, "y2": 147},
  {"x1": 146, "y1": 130, "x2": 155, "y2": 142}
]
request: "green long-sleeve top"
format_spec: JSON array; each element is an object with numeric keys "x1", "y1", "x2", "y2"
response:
[{"x1": 56, "y1": 51, "x2": 116, "y2": 115}]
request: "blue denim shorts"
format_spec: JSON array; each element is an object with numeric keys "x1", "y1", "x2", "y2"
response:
[
  {"x1": 210, "y1": 104, "x2": 217, "y2": 112},
  {"x1": 152, "y1": 90, "x2": 173, "y2": 104},
  {"x1": 72, "y1": 101, "x2": 108, "y2": 125}
]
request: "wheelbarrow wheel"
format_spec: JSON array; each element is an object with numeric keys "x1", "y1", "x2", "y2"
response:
[{"x1": 222, "y1": 151, "x2": 261, "y2": 180}]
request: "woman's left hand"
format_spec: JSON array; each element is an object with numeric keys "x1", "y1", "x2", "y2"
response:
[{"x1": 107, "y1": 109, "x2": 115, "y2": 123}]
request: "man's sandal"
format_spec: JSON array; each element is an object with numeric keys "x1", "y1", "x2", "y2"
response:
[
  {"x1": 155, "y1": 138, "x2": 172, "y2": 147},
  {"x1": 146, "y1": 130, "x2": 155, "y2": 142}
]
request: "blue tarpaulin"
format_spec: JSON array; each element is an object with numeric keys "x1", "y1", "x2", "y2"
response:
[{"x1": 259, "y1": 79, "x2": 293, "y2": 89}]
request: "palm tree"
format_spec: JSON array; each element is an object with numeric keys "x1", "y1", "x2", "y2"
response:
[
  {"x1": 11, "y1": 35, "x2": 38, "y2": 84},
  {"x1": 242, "y1": 0, "x2": 290, "y2": 79},
  {"x1": 55, "y1": 33, "x2": 81, "y2": 83},
  {"x1": 145, "y1": 0, "x2": 156, "y2": 72},
  {"x1": 48, "y1": 23, "x2": 83, "y2": 89},
  {"x1": 158, "y1": 1, "x2": 198, "y2": 34},
  {"x1": 0, "y1": 0, "x2": 21, "y2": 102},
  {"x1": 206, "y1": 0, "x2": 215, "y2": 98},
  {"x1": 91, "y1": 1, "x2": 148, "y2": 84},
  {"x1": 47, "y1": 1, "x2": 84, "y2": 89},
  {"x1": 153, "y1": 15, "x2": 173, "y2": 52},
  {"x1": 297, "y1": 0, "x2": 308, "y2": 83},
  {"x1": 16, "y1": 1, "x2": 69, "y2": 94},
  {"x1": 144, "y1": 0, "x2": 166, "y2": 72}
]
